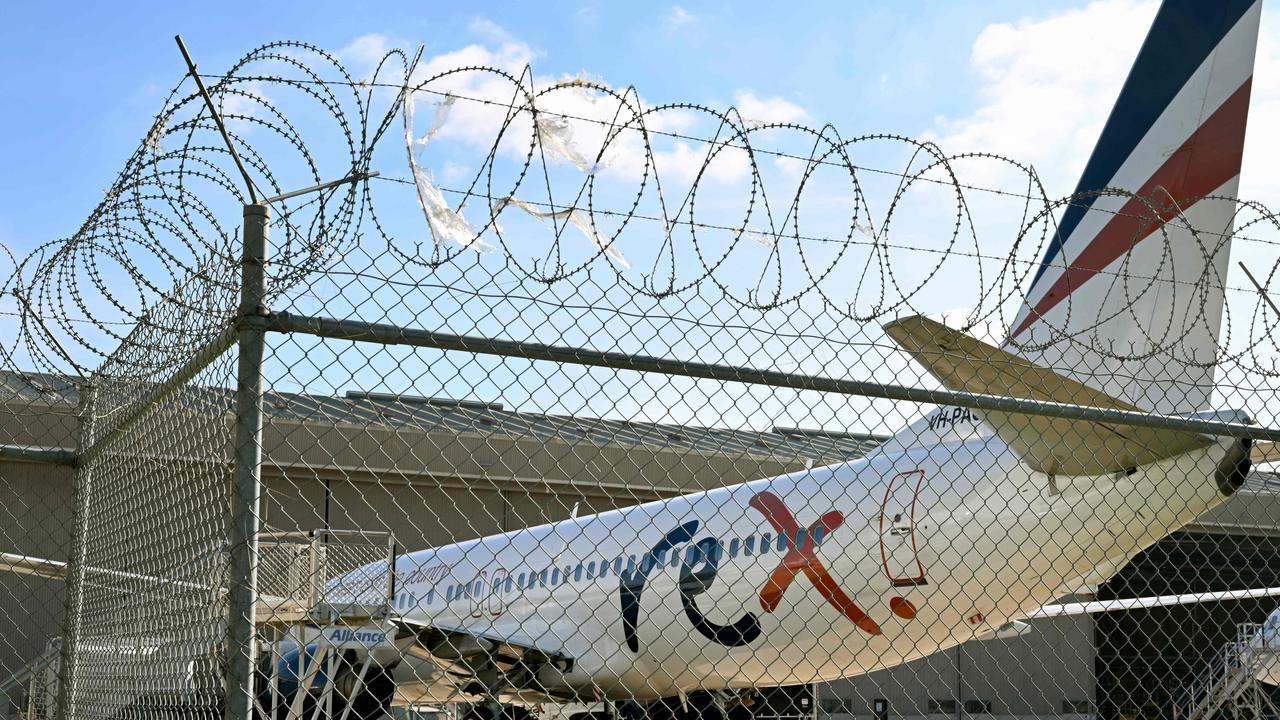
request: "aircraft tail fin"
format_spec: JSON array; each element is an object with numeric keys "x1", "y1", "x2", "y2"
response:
[
  {"x1": 885, "y1": 315, "x2": 1212, "y2": 475},
  {"x1": 1006, "y1": 0, "x2": 1260, "y2": 414}
]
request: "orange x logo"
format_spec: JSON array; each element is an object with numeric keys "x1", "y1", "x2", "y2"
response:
[{"x1": 748, "y1": 491, "x2": 882, "y2": 636}]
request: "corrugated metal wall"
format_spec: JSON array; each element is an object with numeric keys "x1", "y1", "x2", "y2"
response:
[{"x1": 1095, "y1": 531, "x2": 1280, "y2": 719}]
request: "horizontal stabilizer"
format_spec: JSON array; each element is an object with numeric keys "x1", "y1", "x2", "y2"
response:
[{"x1": 883, "y1": 315, "x2": 1213, "y2": 475}]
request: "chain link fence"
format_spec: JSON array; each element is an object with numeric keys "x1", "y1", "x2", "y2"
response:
[{"x1": 3, "y1": 15, "x2": 1280, "y2": 720}]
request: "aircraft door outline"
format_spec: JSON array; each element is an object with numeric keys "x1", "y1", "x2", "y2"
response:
[
  {"x1": 879, "y1": 469, "x2": 927, "y2": 586},
  {"x1": 488, "y1": 567, "x2": 508, "y2": 617},
  {"x1": 469, "y1": 571, "x2": 487, "y2": 618}
]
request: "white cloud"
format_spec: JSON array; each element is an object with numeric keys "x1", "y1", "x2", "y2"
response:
[
  {"x1": 929, "y1": 0, "x2": 1280, "y2": 203},
  {"x1": 439, "y1": 160, "x2": 473, "y2": 184},
  {"x1": 927, "y1": 308, "x2": 1007, "y2": 346},
  {"x1": 385, "y1": 20, "x2": 793, "y2": 189},
  {"x1": 927, "y1": 0, "x2": 1158, "y2": 191},
  {"x1": 732, "y1": 90, "x2": 809, "y2": 126},
  {"x1": 365, "y1": 18, "x2": 833, "y2": 269},
  {"x1": 1240, "y1": 13, "x2": 1280, "y2": 203},
  {"x1": 395, "y1": 25, "x2": 541, "y2": 159},
  {"x1": 379, "y1": 20, "x2": 773, "y2": 261},
  {"x1": 646, "y1": 140, "x2": 751, "y2": 185},
  {"x1": 666, "y1": 6, "x2": 696, "y2": 29},
  {"x1": 466, "y1": 17, "x2": 536, "y2": 56},
  {"x1": 216, "y1": 79, "x2": 271, "y2": 133},
  {"x1": 340, "y1": 33, "x2": 399, "y2": 68}
]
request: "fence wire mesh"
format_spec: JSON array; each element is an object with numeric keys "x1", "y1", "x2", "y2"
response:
[{"x1": 2, "y1": 25, "x2": 1280, "y2": 720}]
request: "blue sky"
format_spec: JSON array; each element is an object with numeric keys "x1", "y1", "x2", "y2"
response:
[
  {"x1": 5, "y1": 1, "x2": 1280, "y2": 433},
  {"x1": 0, "y1": 0, "x2": 1150, "y2": 251}
]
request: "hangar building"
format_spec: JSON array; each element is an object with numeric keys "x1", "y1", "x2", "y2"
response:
[{"x1": 1, "y1": 371, "x2": 1278, "y2": 719}]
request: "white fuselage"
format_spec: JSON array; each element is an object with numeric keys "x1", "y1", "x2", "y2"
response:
[{"x1": 371, "y1": 417, "x2": 1237, "y2": 703}]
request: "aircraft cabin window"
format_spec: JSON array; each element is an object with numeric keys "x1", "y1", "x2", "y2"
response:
[
  {"x1": 669, "y1": 549, "x2": 681, "y2": 568},
  {"x1": 778, "y1": 533, "x2": 789, "y2": 552},
  {"x1": 812, "y1": 526, "x2": 825, "y2": 545},
  {"x1": 473, "y1": 580, "x2": 483, "y2": 596},
  {"x1": 573, "y1": 564, "x2": 583, "y2": 582},
  {"x1": 613, "y1": 557, "x2": 623, "y2": 575},
  {"x1": 744, "y1": 536, "x2": 755, "y2": 556},
  {"x1": 446, "y1": 586, "x2": 455, "y2": 602},
  {"x1": 728, "y1": 538, "x2": 741, "y2": 558},
  {"x1": 539, "y1": 569, "x2": 548, "y2": 587},
  {"x1": 517, "y1": 572, "x2": 526, "y2": 588},
  {"x1": 586, "y1": 561, "x2": 596, "y2": 577},
  {"x1": 794, "y1": 528, "x2": 806, "y2": 550},
  {"x1": 504, "y1": 577, "x2": 514, "y2": 593},
  {"x1": 760, "y1": 533, "x2": 772, "y2": 555},
  {"x1": 626, "y1": 556, "x2": 637, "y2": 574},
  {"x1": 425, "y1": 589, "x2": 435, "y2": 604},
  {"x1": 598, "y1": 559, "x2": 609, "y2": 578},
  {"x1": 551, "y1": 568, "x2": 561, "y2": 586}
]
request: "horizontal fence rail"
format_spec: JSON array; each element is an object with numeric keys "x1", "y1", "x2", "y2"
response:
[{"x1": 254, "y1": 311, "x2": 1280, "y2": 444}]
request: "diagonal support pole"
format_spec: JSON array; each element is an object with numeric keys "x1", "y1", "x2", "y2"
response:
[{"x1": 175, "y1": 36, "x2": 259, "y2": 203}]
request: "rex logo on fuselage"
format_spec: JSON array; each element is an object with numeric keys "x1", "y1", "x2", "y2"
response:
[{"x1": 619, "y1": 491, "x2": 879, "y2": 652}]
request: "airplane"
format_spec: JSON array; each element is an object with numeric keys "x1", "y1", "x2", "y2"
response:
[
  {"x1": 0, "y1": 1, "x2": 1272, "y2": 720},
  {"x1": 1247, "y1": 606, "x2": 1280, "y2": 686},
  {"x1": 272, "y1": 1, "x2": 1271, "y2": 719}
]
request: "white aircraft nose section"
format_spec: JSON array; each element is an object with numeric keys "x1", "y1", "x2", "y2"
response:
[
  {"x1": 1255, "y1": 609, "x2": 1280, "y2": 686},
  {"x1": 1259, "y1": 607, "x2": 1280, "y2": 646}
]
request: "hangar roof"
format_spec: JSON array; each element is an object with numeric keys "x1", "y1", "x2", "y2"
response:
[
  {"x1": 1, "y1": 371, "x2": 885, "y2": 462},
  {"x1": 4, "y1": 370, "x2": 1279, "y2": 486}
]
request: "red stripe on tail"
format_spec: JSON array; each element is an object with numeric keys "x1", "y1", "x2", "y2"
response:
[{"x1": 1010, "y1": 78, "x2": 1251, "y2": 342}]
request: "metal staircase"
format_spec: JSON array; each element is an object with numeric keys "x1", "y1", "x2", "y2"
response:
[
  {"x1": 1174, "y1": 622, "x2": 1280, "y2": 720},
  {"x1": 0, "y1": 639, "x2": 58, "y2": 720},
  {"x1": 0, "y1": 529, "x2": 397, "y2": 720}
]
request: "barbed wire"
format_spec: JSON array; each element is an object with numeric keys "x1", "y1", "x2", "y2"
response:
[
  {"x1": 203, "y1": 71, "x2": 1280, "y2": 253},
  {"x1": 5, "y1": 36, "x2": 1280, "y2": 720},
  {"x1": 356, "y1": 174, "x2": 1272, "y2": 299},
  {"x1": 2, "y1": 39, "x2": 1280, "y2": 389}
]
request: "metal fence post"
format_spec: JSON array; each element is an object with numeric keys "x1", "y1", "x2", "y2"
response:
[
  {"x1": 54, "y1": 383, "x2": 95, "y2": 720},
  {"x1": 225, "y1": 203, "x2": 269, "y2": 720}
]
